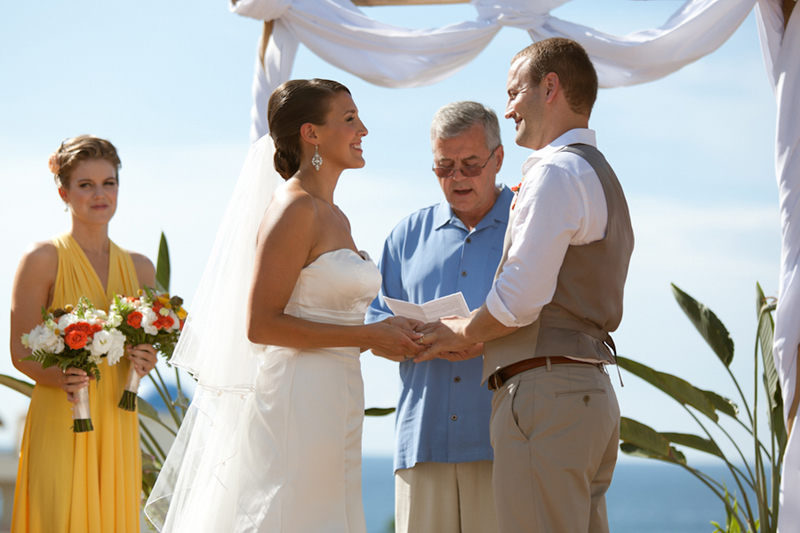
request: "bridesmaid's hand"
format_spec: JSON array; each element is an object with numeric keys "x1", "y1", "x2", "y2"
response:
[
  {"x1": 60, "y1": 367, "x2": 89, "y2": 404},
  {"x1": 128, "y1": 344, "x2": 158, "y2": 377}
]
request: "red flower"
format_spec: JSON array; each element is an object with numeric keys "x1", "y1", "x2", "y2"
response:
[
  {"x1": 65, "y1": 330, "x2": 88, "y2": 350},
  {"x1": 91, "y1": 324, "x2": 103, "y2": 334},
  {"x1": 127, "y1": 312, "x2": 143, "y2": 329},
  {"x1": 154, "y1": 315, "x2": 175, "y2": 330},
  {"x1": 179, "y1": 319, "x2": 185, "y2": 330},
  {"x1": 152, "y1": 302, "x2": 164, "y2": 314}
]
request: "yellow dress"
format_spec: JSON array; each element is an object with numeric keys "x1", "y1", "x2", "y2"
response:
[{"x1": 12, "y1": 233, "x2": 142, "y2": 533}]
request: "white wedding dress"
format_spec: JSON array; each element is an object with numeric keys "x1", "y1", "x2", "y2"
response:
[{"x1": 149, "y1": 248, "x2": 381, "y2": 532}]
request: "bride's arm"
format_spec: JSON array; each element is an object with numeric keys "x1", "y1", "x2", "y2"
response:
[{"x1": 246, "y1": 191, "x2": 423, "y2": 357}]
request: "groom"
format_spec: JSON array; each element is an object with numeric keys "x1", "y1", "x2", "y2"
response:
[
  {"x1": 367, "y1": 101, "x2": 513, "y2": 533},
  {"x1": 418, "y1": 38, "x2": 634, "y2": 533}
]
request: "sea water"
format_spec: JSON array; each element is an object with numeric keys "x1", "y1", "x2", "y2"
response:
[{"x1": 362, "y1": 457, "x2": 760, "y2": 533}]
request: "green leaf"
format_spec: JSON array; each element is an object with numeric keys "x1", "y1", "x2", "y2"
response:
[
  {"x1": 156, "y1": 232, "x2": 171, "y2": 293},
  {"x1": 756, "y1": 283, "x2": 786, "y2": 455},
  {"x1": 364, "y1": 407, "x2": 396, "y2": 417},
  {"x1": 620, "y1": 417, "x2": 671, "y2": 457},
  {"x1": 619, "y1": 442, "x2": 686, "y2": 465},
  {"x1": 137, "y1": 396, "x2": 160, "y2": 421},
  {"x1": 618, "y1": 357, "x2": 719, "y2": 422},
  {"x1": 0, "y1": 374, "x2": 35, "y2": 398},
  {"x1": 701, "y1": 389, "x2": 738, "y2": 418},
  {"x1": 661, "y1": 432, "x2": 723, "y2": 458},
  {"x1": 672, "y1": 284, "x2": 734, "y2": 367}
]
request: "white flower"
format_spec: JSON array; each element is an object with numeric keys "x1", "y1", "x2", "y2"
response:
[
  {"x1": 27, "y1": 324, "x2": 61, "y2": 353},
  {"x1": 93, "y1": 309, "x2": 108, "y2": 320},
  {"x1": 159, "y1": 307, "x2": 170, "y2": 317},
  {"x1": 89, "y1": 330, "x2": 112, "y2": 357},
  {"x1": 141, "y1": 308, "x2": 159, "y2": 336},
  {"x1": 57, "y1": 313, "x2": 79, "y2": 332},
  {"x1": 106, "y1": 329, "x2": 126, "y2": 365},
  {"x1": 107, "y1": 310, "x2": 123, "y2": 328},
  {"x1": 88, "y1": 353, "x2": 103, "y2": 366},
  {"x1": 168, "y1": 310, "x2": 181, "y2": 331},
  {"x1": 54, "y1": 337, "x2": 65, "y2": 354}
]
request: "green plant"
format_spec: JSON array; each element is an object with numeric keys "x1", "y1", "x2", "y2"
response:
[{"x1": 618, "y1": 283, "x2": 784, "y2": 532}]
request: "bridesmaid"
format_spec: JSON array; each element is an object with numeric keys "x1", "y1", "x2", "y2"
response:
[{"x1": 9, "y1": 135, "x2": 158, "y2": 532}]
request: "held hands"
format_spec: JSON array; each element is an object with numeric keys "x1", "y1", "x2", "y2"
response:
[
  {"x1": 370, "y1": 316, "x2": 425, "y2": 361},
  {"x1": 414, "y1": 316, "x2": 478, "y2": 362},
  {"x1": 127, "y1": 343, "x2": 158, "y2": 377}
]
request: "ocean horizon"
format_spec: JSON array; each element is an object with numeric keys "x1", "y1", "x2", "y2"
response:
[{"x1": 362, "y1": 456, "x2": 758, "y2": 533}]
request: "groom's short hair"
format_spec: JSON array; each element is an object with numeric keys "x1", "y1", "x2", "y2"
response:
[
  {"x1": 514, "y1": 38, "x2": 598, "y2": 117},
  {"x1": 430, "y1": 101, "x2": 501, "y2": 151}
]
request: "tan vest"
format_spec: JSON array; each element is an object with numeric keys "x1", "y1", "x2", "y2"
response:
[{"x1": 482, "y1": 144, "x2": 634, "y2": 383}]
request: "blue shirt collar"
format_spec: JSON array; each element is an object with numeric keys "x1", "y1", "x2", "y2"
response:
[{"x1": 433, "y1": 184, "x2": 512, "y2": 232}]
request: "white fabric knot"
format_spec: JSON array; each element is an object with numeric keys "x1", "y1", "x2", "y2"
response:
[
  {"x1": 472, "y1": 0, "x2": 561, "y2": 28},
  {"x1": 230, "y1": 0, "x2": 291, "y2": 21}
]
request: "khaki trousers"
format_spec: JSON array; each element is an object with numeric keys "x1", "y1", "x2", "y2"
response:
[
  {"x1": 395, "y1": 460, "x2": 499, "y2": 533},
  {"x1": 490, "y1": 363, "x2": 619, "y2": 533}
]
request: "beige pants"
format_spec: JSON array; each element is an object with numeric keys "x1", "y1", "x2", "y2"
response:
[
  {"x1": 395, "y1": 460, "x2": 499, "y2": 533},
  {"x1": 490, "y1": 363, "x2": 619, "y2": 533}
]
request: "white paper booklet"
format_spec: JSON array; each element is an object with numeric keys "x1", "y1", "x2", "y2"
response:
[{"x1": 383, "y1": 293, "x2": 471, "y2": 324}]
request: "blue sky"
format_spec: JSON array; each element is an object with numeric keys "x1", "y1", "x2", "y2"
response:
[{"x1": 0, "y1": 1, "x2": 782, "y2": 463}]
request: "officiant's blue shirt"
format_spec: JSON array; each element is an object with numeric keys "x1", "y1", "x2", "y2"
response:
[{"x1": 367, "y1": 186, "x2": 513, "y2": 471}]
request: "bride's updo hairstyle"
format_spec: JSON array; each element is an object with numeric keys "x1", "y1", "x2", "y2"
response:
[
  {"x1": 48, "y1": 135, "x2": 121, "y2": 188},
  {"x1": 267, "y1": 79, "x2": 350, "y2": 180}
]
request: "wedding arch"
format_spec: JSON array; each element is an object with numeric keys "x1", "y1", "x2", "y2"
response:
[{"x1": 230, "y1": 0, "x2": 798, "y2": 527}]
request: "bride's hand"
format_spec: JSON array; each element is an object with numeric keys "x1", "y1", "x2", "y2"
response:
[{"x1": 367, "y1": 322, "x2": 423, "y2": 361}]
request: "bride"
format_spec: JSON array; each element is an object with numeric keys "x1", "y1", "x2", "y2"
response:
[{"x1": 145, "y1": 79, "x2": 423, "y2": 532}]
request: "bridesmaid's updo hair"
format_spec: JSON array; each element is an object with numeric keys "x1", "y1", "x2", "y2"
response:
[
  {"x1": 267, "y1": 79, "x2": 350, "y2": 180},
  {"x1": 48, "y1": 135, "x2": 121, "y2": 188}
]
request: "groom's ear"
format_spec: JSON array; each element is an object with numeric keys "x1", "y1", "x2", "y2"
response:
[{"x1": 299, "y1": 123, "x2": 318, "y2": 144}]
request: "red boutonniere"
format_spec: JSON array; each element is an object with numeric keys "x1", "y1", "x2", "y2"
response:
[{"x1": 511, "y1": 181, "x2": 523, "y2": 209}]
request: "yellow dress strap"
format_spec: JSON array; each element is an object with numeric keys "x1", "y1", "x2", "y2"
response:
[{"x1": 51, "y1": 233, "x2": 140, "y2": 311}]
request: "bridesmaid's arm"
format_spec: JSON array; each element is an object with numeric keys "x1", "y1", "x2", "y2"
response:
[
  {"x1": 127, "y1": 251, "x2": 157, "y2": 377},
  {"x1": 129, "y1": 252, "x2": 156, "y2": 289},
  {"x1": 9, "y1": 242, "x2": 88, "y2": 395},
  {"x1": 246, "y1": 189, "x2": 423, "y2": 356}
]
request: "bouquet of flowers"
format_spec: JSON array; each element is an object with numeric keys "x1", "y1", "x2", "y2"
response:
[
  {"x1": 111, "y1": 287, "x2": 186, "y2": 411},
  {"x1": 21, "y1": 297, "x2": 126, "y2": 432}
]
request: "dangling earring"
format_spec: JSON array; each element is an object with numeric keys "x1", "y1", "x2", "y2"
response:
[
  {"x1": 311, "y1": 144, "x2": 323, "y2": 171},
  {"x1": 64, "y1": 203, "x2": 69, "y2": 212}
]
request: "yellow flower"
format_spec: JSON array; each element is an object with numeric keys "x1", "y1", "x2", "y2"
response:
[
  {"x1": 64, "y1": 304, "x2": 73, "y2": 313},
  {"x1": 138, "y1": 289, "x2": 144, "y2": 296},
  {"x1": 177, "y1": 308, "x2": 188, "y2": 320}
]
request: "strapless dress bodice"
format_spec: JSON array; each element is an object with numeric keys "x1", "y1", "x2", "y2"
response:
[{"x1": 283, "y1": 248, "x2": 382, "y2": 326}]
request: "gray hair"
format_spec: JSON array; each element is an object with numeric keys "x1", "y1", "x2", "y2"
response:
[{"x1": 430, "y1": 101, "x2": 501, "y2": 151}]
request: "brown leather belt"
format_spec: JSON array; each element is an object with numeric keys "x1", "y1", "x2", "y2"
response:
[{"x1": 487, "y1": 356, "x2": 602, "y2": 391}]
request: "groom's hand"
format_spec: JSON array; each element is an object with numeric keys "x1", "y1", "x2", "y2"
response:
[{"x1": 414, "y1": 316, "x2": 474, "y2": 362}]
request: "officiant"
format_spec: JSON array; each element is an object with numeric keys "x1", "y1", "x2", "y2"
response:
[{"x1": 367, "y1": 101, "x2": 512, "y2": 533}]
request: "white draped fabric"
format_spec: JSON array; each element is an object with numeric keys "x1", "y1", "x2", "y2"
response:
[
  {"x1": 228, "y1": 0, "x2": 799, "y2": 528},
  {"x1": 757, "y1": 2, "x2": 800, "y2": 531},
  {"x1": 232, "y1": 0, "x2": 757, "y2": 141}
]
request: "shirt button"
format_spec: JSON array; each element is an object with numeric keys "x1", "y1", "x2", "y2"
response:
[
  {"x1": 461, "y1": 271, "x2": 467, "y2": 277},
  {"x1": 454, "y1": 376, "x2": 461, "y2": 383},
  {"x1": 451, "y1": 415, "x2": 458, "y2": 421},
  {"x1": 466, "y1": 237, "x2": 472, "y2": 244}
]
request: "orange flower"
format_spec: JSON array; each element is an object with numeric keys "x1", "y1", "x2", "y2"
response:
[
  {"x1": 155, "y1": 315, "x2": 175, "y2": 330},
  {"x1": 127, "y1": 312, "x2": 143, "y2": 329},
  {"x1": 65, "y1": 330, "x2": 88, "y2": 350}
]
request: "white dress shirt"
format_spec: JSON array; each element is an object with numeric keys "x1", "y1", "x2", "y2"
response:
[{"x1": 485, "y1": 128, "x2": 608, "y2": 328}]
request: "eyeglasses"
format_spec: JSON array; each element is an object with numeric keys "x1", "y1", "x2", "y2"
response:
[{"x1": 432, "y1": 146, "x2": 499, "y2": 178}]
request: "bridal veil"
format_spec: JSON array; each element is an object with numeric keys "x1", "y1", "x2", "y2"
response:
[{"x1": 144, "y1": 135, "x2": 281, "y2": 531}]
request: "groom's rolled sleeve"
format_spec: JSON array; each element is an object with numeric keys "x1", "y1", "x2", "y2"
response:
[{"x1": 485, "y1": 162, "x2": 590, "y2": 328}]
